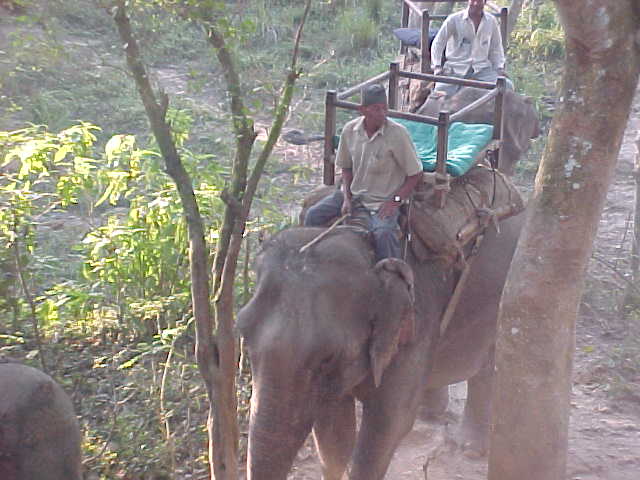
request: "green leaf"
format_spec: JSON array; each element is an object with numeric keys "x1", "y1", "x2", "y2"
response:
[
  {"x1": 25, "y1": 350, "x2": 39, "y2": 360},
  {"x1": 54, "y1": 144, "x2": 73, "y2": 163}
]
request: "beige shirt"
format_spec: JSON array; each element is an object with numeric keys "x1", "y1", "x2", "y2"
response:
[
  {"x1": 336, "y1": 117, "x2": 422, "y2": 210},
  {"x1": 431, "y1": 9, "x2": 505, "y2": 76}
]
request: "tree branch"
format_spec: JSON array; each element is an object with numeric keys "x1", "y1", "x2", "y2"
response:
[
  {"x1": 111, "y1": 1, "x2": 216, "y2": 392},
  {"x1": 204, "y1": 22, "x2": 257, "y2": 296}
]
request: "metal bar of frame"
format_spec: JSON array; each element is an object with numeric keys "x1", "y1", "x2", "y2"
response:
[
  {"x1": 337, "y1": 72, "x2": 390, "y2": 100},
  {"x1": 500, "y1": 7, "x2": 509, "y2": 48},
  {"x1": 388, "y1": 62, "x2": 400, "y2": 110},
  {"x1": 403, "y1": 0, "x2": 424, "y2": 17},
  {"x1": 435, "y1": 111, "x2": 450, "y2": 208},
  {"x1": 400, "y1": 1, "x2": 410, "y2": 56},
  {"x1": 333, "y1": 99, "x2": 440, "y2": 125},
  {"x1": 500, "y1": 7, "x2": 508, "y2": 50},
  {"x1": 399, "y1": 70, "x2": 495, "y2": 89},
  {"x1": 493, "y1": 76, "x2": 507, "y2": 169},
  {"x1": 421, "y1": 9, "x2": 431, "y2": 73},
  {"x1": 323, "y1": 90, "x2": 337, "y2": 186}
]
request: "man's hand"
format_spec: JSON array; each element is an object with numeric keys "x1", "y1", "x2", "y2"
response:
[
  {"x1": 497, "y1": 68, "x2": 508, "y2": 78},
  {"x1": 434, "y1": 66, "x2": 444, "y2": 76},
  {"x1": 341, "y1": 195, "x2": 352, "y2": 216},
  {"x1": 377, "y1": 199, "x2": 400, "y2": 219}
]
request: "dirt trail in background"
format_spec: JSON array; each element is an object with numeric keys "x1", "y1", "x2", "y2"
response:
[{"x1": 284, "y1": 89, "x2": 640, "y2": 480}]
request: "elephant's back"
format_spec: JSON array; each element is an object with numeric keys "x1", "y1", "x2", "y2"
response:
[{"x1": 265, "y1": 226, "x2": 376, "y2": 271}]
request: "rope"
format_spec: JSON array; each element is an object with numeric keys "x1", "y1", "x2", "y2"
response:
[{"x1": 439, "y1": 233, "x2": 485, "y2": 337}]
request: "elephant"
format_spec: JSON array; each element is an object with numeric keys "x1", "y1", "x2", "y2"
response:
[
  {"x1": 237, "y1": 211, "x2": 523, "y2": 479},
  {"x1": 418, "y1": 87, "x2": 541, "y2": 176},
  {"x1": 0, "y1": 362, "x2": 82, "y2": 480}
]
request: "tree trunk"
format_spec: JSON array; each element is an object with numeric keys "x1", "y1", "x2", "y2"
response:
[
  {"x1": 113, "y1": 2, "x2": 310, "y2": 478},
  {"x1": 632, "y1": 134, "x2": 640, "y2": 281},
  {"x1": 488, "y1": 2, "x2": 640, "y2": 480}
]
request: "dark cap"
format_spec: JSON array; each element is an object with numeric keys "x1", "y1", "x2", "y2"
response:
[{"x1": 362, "y1": 84, "x2": 387, "y2": 106}]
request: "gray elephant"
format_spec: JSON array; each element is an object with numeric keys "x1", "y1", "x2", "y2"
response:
[
  {"x1": 419, "y1": 87, "x2": 541, "y2": 175},
  {"x1": 0, "y1": 362, "x2": 82, "y2": 480},
  {"x1": 238, "y1": 212, "x2": 522, "y2": 479}
]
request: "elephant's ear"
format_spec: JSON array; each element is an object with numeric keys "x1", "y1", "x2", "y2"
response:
[{"x1": 370, "y1": 258, "x2": 416, "y2": 388}]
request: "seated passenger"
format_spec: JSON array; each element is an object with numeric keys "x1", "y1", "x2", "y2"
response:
[{"x1": 430, "y1": 0, "x2": 513, "y2": 97}]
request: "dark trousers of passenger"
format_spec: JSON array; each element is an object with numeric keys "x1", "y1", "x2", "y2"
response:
[{"x1": 303, "y1": 190, "x2": 401, "y2": 261}]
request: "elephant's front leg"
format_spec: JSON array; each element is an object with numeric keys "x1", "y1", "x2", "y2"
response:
[
  {"x1": 313, "y1": 395, "x2": 356, "y2": 480},
  {"x1": 349, "y1": 356, "x2": 425, "y2": 479}
]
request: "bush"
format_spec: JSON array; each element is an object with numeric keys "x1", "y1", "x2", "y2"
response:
[{"x1": 509, "y1": 3, "x2": 564, "y2": 64}]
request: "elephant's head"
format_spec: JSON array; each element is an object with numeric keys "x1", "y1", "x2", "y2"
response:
[
  {"x1": 237, "y1": 227, "x2": 415, "y2": 479},
  {"x1": 0, "y1": 363, "x2": 82, "y2": 480}
]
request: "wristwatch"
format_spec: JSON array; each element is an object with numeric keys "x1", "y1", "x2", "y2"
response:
[{"x1": 393, "y1": 195, "x2": 402, "y2": 204}]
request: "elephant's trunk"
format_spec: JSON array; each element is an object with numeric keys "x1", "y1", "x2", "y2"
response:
[{"x1": 246, "y1": 380, "x2": 315, "y2": 480}]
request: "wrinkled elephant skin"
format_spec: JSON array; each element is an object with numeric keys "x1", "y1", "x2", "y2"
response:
[
  {"x1": 0, "y1": 363, "x2": 82, "y2": 480},
  {"x1": 238, "y1": 213, "x2": 522, "y2": 480}
]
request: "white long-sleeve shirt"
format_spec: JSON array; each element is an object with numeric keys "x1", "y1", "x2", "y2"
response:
[{"x1": 430, "y1": 9, "x2": 505, "y2": 76}]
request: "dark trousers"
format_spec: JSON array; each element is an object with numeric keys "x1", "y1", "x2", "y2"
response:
[{"x1": 304, "y1": 190, "x2": 401, "y2": 261}]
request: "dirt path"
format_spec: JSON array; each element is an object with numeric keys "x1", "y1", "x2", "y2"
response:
[{"x1": 282, "y1": 88, "x2": 640, "y2": 480}]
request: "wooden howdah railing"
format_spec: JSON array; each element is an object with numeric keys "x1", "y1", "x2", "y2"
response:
[
  {"x1": 323, "y1": 61, "x2": 508, "y2": 208},
  {"x1": 398, "y1": 0, "x2": 508, "y2": 74}
]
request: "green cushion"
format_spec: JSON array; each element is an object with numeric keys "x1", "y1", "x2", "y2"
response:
[{"x1": 393, "y1": 119, "x2": 493, "y2": 177}]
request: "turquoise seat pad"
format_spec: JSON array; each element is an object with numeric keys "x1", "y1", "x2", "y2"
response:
[{"x1": 393, "y1": 119, "x2": 493, "y2": 177}]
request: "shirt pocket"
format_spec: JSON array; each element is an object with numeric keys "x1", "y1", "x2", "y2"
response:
[
  {"x1": 459, "y1": 36, "x2": 472, "y2": 55},
  {"x1": 366, "y1": 147, "x2": 389, "y2": 175}
]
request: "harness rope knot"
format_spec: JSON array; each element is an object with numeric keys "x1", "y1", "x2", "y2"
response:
[{"x1": 476, "y1": 206, "x2": 501, "y2": 233}]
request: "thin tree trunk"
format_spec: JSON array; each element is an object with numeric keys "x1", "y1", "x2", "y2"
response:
[
  {"x1": 113, "y1": 2, "x2": 311, "y2": 478},
  {"x1": 624, "y1": 133, "x2": 640, "y2": 310},
  {"x1": 111, "y1": 2, "x2": 221, "y2": 475},
  {"x1": 488, "y1": 2, "x2": 640, "y2": 480},
  {"x1": 632, "y1": 135, "x2": 640, "y2": 281},
  {"x1": 506, "y1": 0, "x2": 526, "y2": 36}
]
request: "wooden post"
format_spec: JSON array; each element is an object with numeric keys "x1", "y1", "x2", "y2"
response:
[
  {"x1": 500, "y1": 7, "x2": 508, "y2": 51},
  {"x1": 421, "y1": 9, "x2": 431, "y2": 73},
  {"x1": 494, "y1": 76, "x2": 506, "y2": 170},
  {"x1": 400, "y1": 1, "x2": 410, "y2": 55},
  {"x1": 388, "y1": 62, "x2": 399, "y2": 110},
  {"x1": 324, "y1": 90, "x2": 337, "y2": 186},
  {"x1": 435, "y1": 110, "x2": 450, "y2": 208}
]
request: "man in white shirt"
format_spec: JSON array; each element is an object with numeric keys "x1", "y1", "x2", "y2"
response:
[
  {"x1": 304, "y1": 85, "x2": 423, "y2": 261},
  {"x1": 430, "y1": 0, "x2": 511, "y2": 96}
]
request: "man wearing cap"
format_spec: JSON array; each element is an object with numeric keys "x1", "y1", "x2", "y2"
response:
[
  {"x1": 430, "y1": 0, "x2": 510, "y2": 97},
  {"x1": 304, "y1": 84, "x2": 423, "y2": 261}
]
